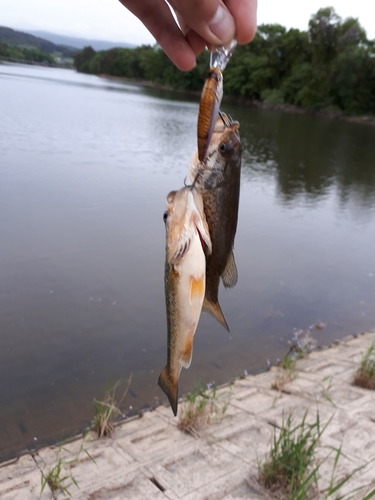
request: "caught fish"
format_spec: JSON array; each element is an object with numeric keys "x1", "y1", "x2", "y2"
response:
[
  {"x1": 158, "y1": 186, "x2": 212, "y2": 416},
  {"x1": 197, "y1": 40, "x2": 237, "y2": 163},
  {"x1": 197, "y1": 67, "x2": 223, "y2": 163},
  {"x1": 189, "y1": 113, "x2": 242, "y2": 331}
]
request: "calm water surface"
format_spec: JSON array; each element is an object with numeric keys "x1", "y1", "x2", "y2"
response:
[{"x1": 1, "y1": 64, "x2": 375, "y2": 460}]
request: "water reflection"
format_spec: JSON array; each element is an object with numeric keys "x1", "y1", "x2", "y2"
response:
[{"x1": 229, "y1": 106, "x2": 375, "y2": 211}]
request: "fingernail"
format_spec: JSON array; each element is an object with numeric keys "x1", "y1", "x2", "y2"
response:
[{"x1": 208, "y1": 5, "x2": 236, "y2": 43}]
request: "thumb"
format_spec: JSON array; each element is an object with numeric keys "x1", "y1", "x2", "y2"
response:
[{"x1": 169, "y1": 0, "x2": 236, "y2": 46}]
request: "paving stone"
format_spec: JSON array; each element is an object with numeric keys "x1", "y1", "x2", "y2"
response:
[
  {"x1": 1, "y1": 331, "x2": 375, "y2": 499},
  {"x1": 146, "y1": 441, "x2": 246, "y2": 498},
  {"x1": 0, "y1": 455, "x2": 45, "y2": 500},
  {"x1": 115, "y1": 415, "x2": 192, "y2": 465},
  {"x1": 0, "y1": 472, "x2": 48, "y2": 500},
  {"x1": 231, "y1": 387, "x2": 279, "y2": 415},
  {"x1": 182, "y1": 469, "x2": 271, "y2": 500},
  {"x1": 0, "y1": 454, "x2": 38, "y2": 482},
  {"x1": 77, "y1": 469, "x2": 167, "y2": 500},
  {"x1": 316, "y1": 448, "x2": 374, "y2": 499},
  {"x1": 208, "y1": 414, "x2": 273, "y2": 464},
  {"x1": 327, "y1": 418, "x2": 375, "y2": 462}
]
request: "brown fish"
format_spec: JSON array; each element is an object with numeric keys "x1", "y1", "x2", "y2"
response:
[
  {"x1": 189, "y1": 113, "x2": 242, "y2": 331},
  {"x1": 158, "y1": 186, "x2": 212, "y2": 416},
  {"x1": 197, "y1": 67, "x2": 223, "y2": 163}
]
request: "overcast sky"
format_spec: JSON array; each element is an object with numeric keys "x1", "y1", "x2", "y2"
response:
[{"x1": 1, "y1": 0, "x2": 374, "y2": 45}]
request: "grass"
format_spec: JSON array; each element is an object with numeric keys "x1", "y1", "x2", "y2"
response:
[
  {"x1": 258, "y1": 411, "x2": 327, "y2": 498},
  {"x1": 271, "y1": 347, "x2": 305, "y2": 391},
  {"x1": 353, "y1": 341, "x2": 375, "y2": 390},
  {"x1": 258, "y1": 410, "x2": 375, "y2": 499},
  {"x1": 40, "y1": 428, "x2": 96, "y2": 499},
  {"x1": 322, "y1": 445, "x2": 375, "y2": 500},
  {"x1": 177, "y1": 383, "x2": 231, "y2": 437},
  {"x1": 92, "y1": 374, "x2": 132, "y2": 438},
  {"x1": 40, "y1": 457, "x2": 77, "y2": 499}
]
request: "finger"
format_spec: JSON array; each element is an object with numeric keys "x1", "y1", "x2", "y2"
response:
[
  {"x1": 185, "y1": 30, "x2": 207, "y2": 56},
  {"x1": 175, "y1": 11, "x2": 207, "y2": 55},
  {"x1": 168, "y1": 0, "x2": 236, "y2": 46},
  {"x1": 225, "y1": 0, "x2": 257, "y2": 44},
  {"x1": 118, "y1": 0, "x2": 196, "y2": 71}
]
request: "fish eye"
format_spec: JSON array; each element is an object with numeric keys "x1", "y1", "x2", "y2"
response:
[
  {"x1": 219, "y1": 142, "x2": 229, "y2": 154},
  {"x1": 163, "y1": 211, "x2": 168, "y2": 223}
]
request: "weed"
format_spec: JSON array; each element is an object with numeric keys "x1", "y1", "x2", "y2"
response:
[
  {"x1": 92, "y1": 374, "x2": 132, "y2": 438},
  {"x1": 177, "y1": 383, "x2": 231, "y2": 437},
  {"x1": 353, "y1": 342, "x2": 375, "y2": 390},
  {"x1": 271, "y1": 370, "x2": 295, "y2": 392},
  {"x1": 271, "y1": 348, "x2": 304, "y2": 392},
  {"x1": 318, "y1": 376, "x2": 336, "y2": 407},
  {"x1": 40, "y1": 429, "x2": 96, "y2": 499},
  {"x1": 258, "y1": 411, "x2": 328, "y2": 498},
  {"x1": 258, "y1": 410, "x2": 375, "y2": 499},
  {"x1": 323, "y1": 444, "x2": 375, "y2": 499},
  {"x1": 40, "y1": 453, "x2": 78, "y2": 499}
]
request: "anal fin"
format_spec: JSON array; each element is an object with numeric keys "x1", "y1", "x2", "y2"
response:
[{"x1": 221, "y1": 250, "x2": 238, "y2": 289}]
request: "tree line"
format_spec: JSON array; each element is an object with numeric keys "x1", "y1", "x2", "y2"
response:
[
  {"x1": 73, "y1": 7, "x2": 375, "y2": 116},
  {"x1": 0, "y1": 42, "x2": 55, "y2": 64}
]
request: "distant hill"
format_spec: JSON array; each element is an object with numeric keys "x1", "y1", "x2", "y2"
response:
[
  {"x1": 25, "y1": 30, "x2": 136, "y2": 51},
  {"x1": 0, "y1": 26, "x2": 76, "y2": 57}
]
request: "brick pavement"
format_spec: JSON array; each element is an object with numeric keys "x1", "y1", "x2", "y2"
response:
[{"x1": 1, "y1": 331, "x2": 374, "y2": 499}]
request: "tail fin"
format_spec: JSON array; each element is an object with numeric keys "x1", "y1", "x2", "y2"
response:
[
  {"x1": 202, "y1": 298, "x2": 230, "y2": 332},
  {"x1": 158, "y1": 366, "x2": 178, "y2": 416}
]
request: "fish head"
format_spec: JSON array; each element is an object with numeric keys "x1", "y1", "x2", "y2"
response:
[
  {"x1": 217, "y1": 122, "x2": 242, "y2": 164},
  {"x1": 164, "y1": 188, "x2": 212, "y2": 264},
  {"x1": 200, "y1": 117, "x2": 241, "y2": 172}
]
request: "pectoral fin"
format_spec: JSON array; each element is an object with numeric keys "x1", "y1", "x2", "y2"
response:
[
  {"x1": 203, "y1": 297, "x2": 230, "y2": 332},
  {"x1": 158, "y1": 366, "x2": 178, "y2": 416},
  {"x1": 221, "y1": 250, "x2": 238, "y2": 289},
  {"x1": 191, "y1": 196, "x2": 212, "y2": 255},
  {"x1": 169, "y1": 237, "x2": 191, "y2": 265}
]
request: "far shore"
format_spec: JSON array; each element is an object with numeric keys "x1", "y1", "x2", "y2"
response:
[
  {"x1": 99, "y1": 73, "x2": 375, "y2": 127},
  {"x1": 2, "y1": 62, "x2": 374, "y2": 127}
]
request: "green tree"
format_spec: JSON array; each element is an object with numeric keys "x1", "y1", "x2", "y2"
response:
[
  {"x1": 74, "y1": 46, "x2": 96, "y2": 73},
  {"x1": 70, "y1": 9, "x2": 375, "y2": 117},
  {"x1": 309, "y1": 7, "x2": 341, "y2": 65}
]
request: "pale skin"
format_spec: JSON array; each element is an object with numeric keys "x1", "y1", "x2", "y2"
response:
[{"x1": 118, "y1": 0, "x2": 257, "y2": 71}]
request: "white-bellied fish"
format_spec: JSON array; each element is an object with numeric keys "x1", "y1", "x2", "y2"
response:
[
  {"x1": 158, "y1": 186, "x2": 212, "y2": 416},
  {"x1": 189, "y1": 113, "x2": 242, "y2": 331}
]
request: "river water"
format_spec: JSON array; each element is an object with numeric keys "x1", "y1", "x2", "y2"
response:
[{"x1": 1, "y1": 63, "x2": 375, "y2": 461}]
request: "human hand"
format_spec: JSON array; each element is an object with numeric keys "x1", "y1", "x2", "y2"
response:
[{"x1": 118, "y1": 0, "x2": 257, "y2": 71}]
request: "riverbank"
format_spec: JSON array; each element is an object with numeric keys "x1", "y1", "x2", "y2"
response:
[
  {"x1": 1, "y1": 330, "x2": 374, "y2": 499},
  {"x1": 99, "y1": 73, "x2": 375, "y2": 127}
]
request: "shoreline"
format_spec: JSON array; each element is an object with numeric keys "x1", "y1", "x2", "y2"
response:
[
  {"x1": 1, "y1": 329, "x2": 374, "y2": 499},
  {"x1": 1, "y1": 328, "x2": 373, "y2": 467},
  {"x1": 99, "y1": 73, "x2": 375, "y2": 127},
  {"x1": 2, "y1": 62, "x2": 373, "y2": 126}
]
